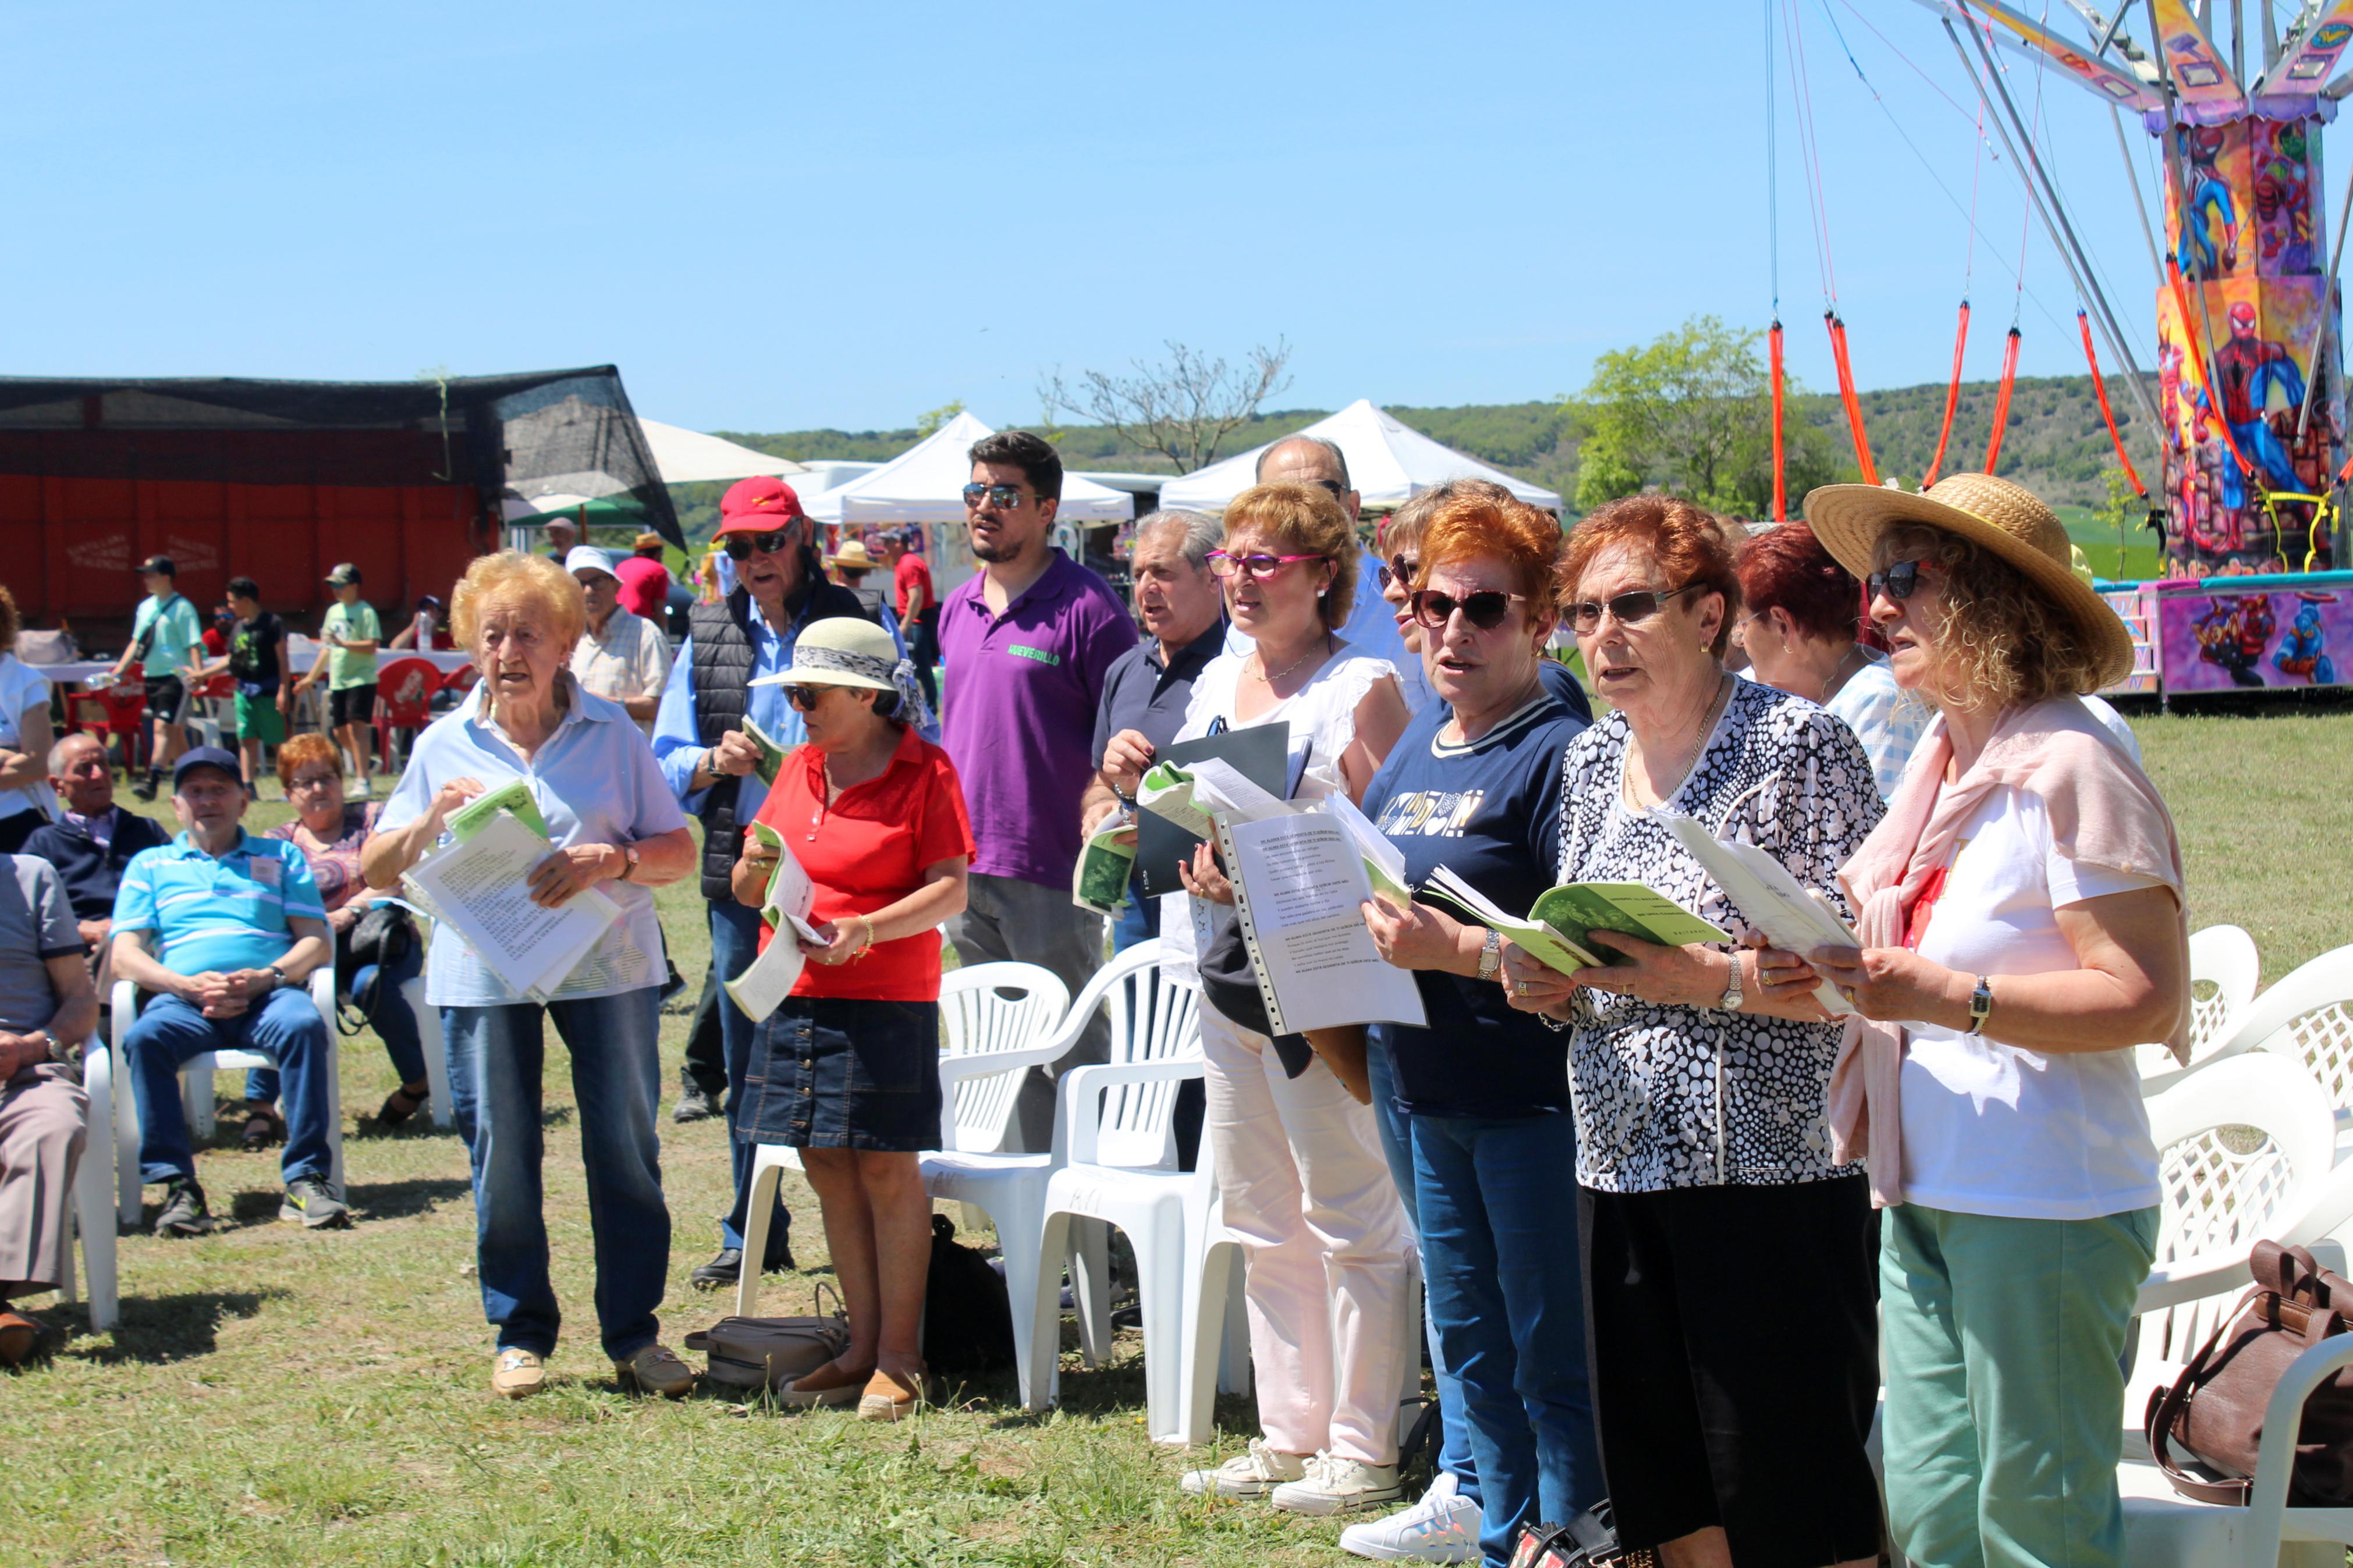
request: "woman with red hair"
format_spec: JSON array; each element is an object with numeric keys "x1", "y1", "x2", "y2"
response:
[
  {"x1": 1734, "y1": 521, "x2": 1930, "y2": 800},
  {"x1": 1503, "y1": 496, "x2": 1884, "y2": 1568}
]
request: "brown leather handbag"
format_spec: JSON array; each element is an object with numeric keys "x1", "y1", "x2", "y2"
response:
[{"x1": 2145, "y1": 1239, "x2": 2353, "y2": 1506}]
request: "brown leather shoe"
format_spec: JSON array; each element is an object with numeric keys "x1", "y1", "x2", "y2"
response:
[
  {"x1": 0, "y1": 1309, "x2": 41, "y2": 1367},
  {"x1": 615, "y1": 1343, "x2": 696, "y2": 1399},
  {"x1": 490, "y1": 1347, "x2": 545, "y2": 1399}
]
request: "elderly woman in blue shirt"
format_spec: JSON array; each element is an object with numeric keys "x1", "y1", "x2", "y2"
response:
[{"x1": 364, "y1": 552, "x2": 695, "y2": 1403}]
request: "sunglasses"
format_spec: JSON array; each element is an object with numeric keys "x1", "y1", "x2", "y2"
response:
[
  {"x1": 1411, "y1": 588, "x2": 1528, "y2": 631},
  {"x1": 1306, "y1": 478, "x2": 1347, "y2": 501},
  {"x1": 961, "y1": 482, "x2": 1028, "y2": 509},
  {"x1": 722, "y1": 529, "x2": 797, "y2": 561},
  {"x1": 782, "y1": 685, "x2": 833, "y2": 710},
  {"x1": 1206, "y1": 550, "x2": 1326, "y2": 581},
  {"x1": 1375, "y1": 553, "x2": 1419, "y2": 591},
  {"x1": 1866, "y1": 560, "x2": 1927, "y2": 601},
  {"x1": 1565, "y1": 581, "x2": 1702, "y2": 634}
]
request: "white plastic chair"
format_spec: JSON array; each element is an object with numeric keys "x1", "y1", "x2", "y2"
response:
[
  {"x1": 2138, "y1": 925, "x2": 2263, "y2": 1094},
  {"x1": 108, "y1": 966, "x2": 342, "y2": 1228},
  {"x1": 51, "y1": 1030, "x2": 118, "y2": 1331},
  {"x1": 1010, "y1": 950, "x2": 1205, "y2": 1425},
  {"x1": 2116, "y1": 1054, "x2": 2353, "y2": 1566},
  {"x1": 2227, "y1": 944, "x2": 2353, "y2": 1149},
  {"x1": 397, "y1": 975, "x2": 453, "y2": 1130},
  {"x1": 732, "y1": 958, "x2": 1083, "y2": 1409}
]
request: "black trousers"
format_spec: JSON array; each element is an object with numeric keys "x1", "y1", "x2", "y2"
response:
[{"x1": 682, "y1": 963, "x2": 727, "y2": 1097}]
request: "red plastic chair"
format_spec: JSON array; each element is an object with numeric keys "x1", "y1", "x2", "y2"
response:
[
  {"x1": 68, "y1": 663, "x2": 149, "y2": 772},
  {"x1": 373, "y1": 657, "x2": 439, "y2": 769}
]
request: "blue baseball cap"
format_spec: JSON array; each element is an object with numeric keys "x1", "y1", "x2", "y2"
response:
[{"x1": 172, "y1": 746, "x2": 243, "y2": 788}]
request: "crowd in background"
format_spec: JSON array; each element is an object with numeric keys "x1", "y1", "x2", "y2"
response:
[{"x1": 0, "y1": 433, "x2": 2191, "y2": 1568}]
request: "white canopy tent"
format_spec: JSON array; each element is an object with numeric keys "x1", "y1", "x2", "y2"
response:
[
  {"x1": 637, "y1": 418, "x2": 808, "y2": 484},
  {"x1": 805, "y1": 411, "x2": 1134, "y2": 595},
  {"x1": 1158, "y1": 399, "x2": 1560, "y2": 513}
]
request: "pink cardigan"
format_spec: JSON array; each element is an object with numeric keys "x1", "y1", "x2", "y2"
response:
[{"x1": 1825, "y1": 697, "x2": 2189, "y2": 1208}]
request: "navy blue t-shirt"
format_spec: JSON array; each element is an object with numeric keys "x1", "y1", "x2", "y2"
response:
[{"x1": 1360, "y1": 684, "x2": 1588, "y2": 1119}]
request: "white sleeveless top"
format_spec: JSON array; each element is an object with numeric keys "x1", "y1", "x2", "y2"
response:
[{"x1": 1174, "y1": 643, "x2": 1398, "y2": 803}]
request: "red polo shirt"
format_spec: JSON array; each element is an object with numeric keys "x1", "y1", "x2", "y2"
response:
[{"x1": 751, "y1": 723, "x2": 975, "y2": 1001}]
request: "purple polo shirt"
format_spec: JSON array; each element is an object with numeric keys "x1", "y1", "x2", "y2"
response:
[{"x1": 939, "y1": 550, "x2": 1138, "y2": 887}]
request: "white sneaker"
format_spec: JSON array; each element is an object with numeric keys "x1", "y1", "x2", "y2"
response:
[
  {"x1": 1179, "y1": 1437, "x2": 1309, "y2": 1498},
  {"x1": 1337, "y1": 1470, "x2": 1481, "y2": 1562},
  {"x1": 1270, "y1": 1450, "x2": 1405, "y2": 1516}
]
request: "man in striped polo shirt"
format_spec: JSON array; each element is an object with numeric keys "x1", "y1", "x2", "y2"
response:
[{"x1": 110, "y1": 747, "x2": 345, "y2": 1235}]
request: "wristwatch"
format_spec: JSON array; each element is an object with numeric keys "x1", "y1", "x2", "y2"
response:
[
  {"x1": 1719, "y1": 952, "x2": 1744, "y2": 1013},
  {"x1": 1474, "y1": 927, "x2": 1504, "y2": 983},
  {"x1": 616, "y1": 844, "x2": 641, "y2": 883},
  {"x1": 1966, "y1": 975, "x2": 1994, "y2": 1036},
  {"x1": 267, "y1": 965, "x2": 289, "y2": 991}
]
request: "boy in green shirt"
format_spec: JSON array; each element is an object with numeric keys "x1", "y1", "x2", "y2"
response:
[
  {"x1": 108, "y1": 554, "x2": 204, "y2": 801},
  {"x1": 293, "y1": 563, "x2": 381, "y2": 797}
]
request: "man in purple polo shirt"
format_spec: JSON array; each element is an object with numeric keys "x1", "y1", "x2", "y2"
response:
[{"x1": 939, "y1": 429, "x2": 1137, "y2": 1150}]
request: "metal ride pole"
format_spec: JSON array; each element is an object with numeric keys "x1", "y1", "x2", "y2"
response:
[
  {"x1": 2113, "y1": 105, "x2": 2168, "y2": 288},
  {"x1": 2294, "y1": 147, "x2": 2353, "y2": 440},
  {"x1": 1948, "y1": 16, "x2": 2167, "y2": 442}
]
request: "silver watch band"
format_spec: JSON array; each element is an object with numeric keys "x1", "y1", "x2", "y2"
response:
[
  {"x1": 1719, "y1": 952, "x2": 1744, "y2": 1013},
  {"x1": 1477, "y1": 928, "x2": 1503, "y2": 982}
]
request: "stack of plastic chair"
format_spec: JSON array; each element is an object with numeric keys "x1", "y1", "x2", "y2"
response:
[
  {"x1": 54, "y1": 1027, "x2": 118, "y2": 1331},
  {"x1": 2139, "y1": 925, "x2": 2262, "y2": 1094}
]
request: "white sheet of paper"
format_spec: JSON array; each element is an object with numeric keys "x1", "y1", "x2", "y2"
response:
[
  {"x1": 724, "y1": 934, "x2": 805, "y2": 1023},
  {"x1": 1225, "y1": 812, "x2": 1426, "y2": 1032},
  {"x1": 403, "y1": 811, "x2": 622, "y2": 1001},
  {"x1": 1186, "y1": 757, "x2": 1293, "y2": 824},
  {"x1": 1655, "y1": 812, "x2": 1857, "y2": 1017},
  {"x1": 1314, "y1": 792, "x2": 1413, "y2": 906}
]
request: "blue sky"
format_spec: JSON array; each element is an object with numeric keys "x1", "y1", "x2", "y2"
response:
[{"x1": 0, "y1": 1, "x2": 2279, "y2": 434}]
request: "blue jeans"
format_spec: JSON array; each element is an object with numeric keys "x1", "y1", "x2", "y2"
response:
[
  {"x1": 712, "y1": 898, "x2": 789, "y2": 1252},
  {"x1": 1412, "y1": 1109, "x2": 1603, "y2": 1568},
  {"x1": 129, "y1": 987, "x2": 335, "y2": 1186},
  {"x1": 1108, "y1": 866, "x2": 1159, "y2": 953},
  {"x1": 1367, "y1": 1030, "x2": 1478, "y2": 1501},
  {"x1": 246, "y1": 940, "x2": 427, "y2": 1102},
  {"x1": 443, "y1": 987, "x2": 669, "y2": 1361}
]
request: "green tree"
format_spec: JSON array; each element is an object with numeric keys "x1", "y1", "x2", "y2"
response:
[
  {"x1": 2097, "y1": 466, "x2": 2136, "y2": 581},
  {"x1": 1571, "y1": 315, "x2": 1841, "y2": 515},
  {"x1": 914, "y1": 400, "x2": 966, "y2": 438}
]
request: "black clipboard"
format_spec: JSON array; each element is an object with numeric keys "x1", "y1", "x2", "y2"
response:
[{"x1": 1133, "y1": 722, "x2": 1292, "y2": 899}]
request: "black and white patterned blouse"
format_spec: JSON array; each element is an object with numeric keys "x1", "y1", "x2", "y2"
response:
[{"x1": 1557, "y1": 677, "x2": 1883, "y2": 1193}]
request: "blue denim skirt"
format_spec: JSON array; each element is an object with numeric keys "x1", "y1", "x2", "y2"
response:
[{"x1": 733, "y1": 995, "x2": 943, "y2": 1152}]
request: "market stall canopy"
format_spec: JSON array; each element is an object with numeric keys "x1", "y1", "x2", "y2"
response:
[
  {"x1": 804, "y1": 410, "x2": 1133, "y2": 524},
  {"x1": 636, "y1": 418, "x2": 807, "y2": 485},
  {"x1": 1157, "y1": 399, "x2": 1560, "y2": 513}
]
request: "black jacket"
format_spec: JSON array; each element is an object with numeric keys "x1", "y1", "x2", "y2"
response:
[{"x1": 20, "y1": 807, "x2": 175, "y2": 922}]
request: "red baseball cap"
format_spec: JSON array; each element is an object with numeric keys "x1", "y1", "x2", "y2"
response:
[{"x1": 716, "y1": 476, "x2": 806, "y2": 534}]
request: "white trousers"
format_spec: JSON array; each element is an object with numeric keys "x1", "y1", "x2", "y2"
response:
[{"x1": 1200, "y1": 1005, "x2": 1414, "y2": 1464}]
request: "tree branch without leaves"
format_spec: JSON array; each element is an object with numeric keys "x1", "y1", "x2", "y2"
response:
[{"x1": 1039, "y1": 339, "x2": 1293, "y2": 473}]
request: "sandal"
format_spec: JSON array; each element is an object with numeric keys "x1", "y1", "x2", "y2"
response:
[
  {"x1": 778, "y1": 1358, "x2": 876, "y2": 1410},
  {"x1": 375, "y1": 1082, "x2": 431, "y2": 1128},
  {"x1": 856, "y1": 1360, "x2": 931, "y2": 1423}
]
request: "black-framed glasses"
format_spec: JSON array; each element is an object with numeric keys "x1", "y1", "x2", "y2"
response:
[
  {"x1": 961, "y1": 482, "x2": 1027, "y2": 510},
  {"x1": 782, "y1": 685, "x2": 831, "y2": 710},
  {"x1": 1376, "y1": 553, "x2": 1419, "y2": 591},
  {"x1": 722, "y1": 530, "x2": 797, "y2": 561},
  {"x1": 1206, "y1": 550, "x2": 1326, "y2": 580},
  {"x1": 1410, "y1": 588, "x2": 1528, "y2": 631},
  {"x1": 1866, "y1": 560, "x2": 1926, "y2": 602},
  {"x1": 1566, "y1": 581, "x2": 1702, "y2": 634}
]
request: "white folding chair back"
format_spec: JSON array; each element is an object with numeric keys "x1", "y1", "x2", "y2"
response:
[
  {"x1": 109, "y1": 968, "x2": 344, "y2": 1228},
  {"x1": 2235, "y1": 944, "x2": 2353, "y2": 1139},
  {"x1": 2140, "y1": 925, "x2": 2263, "y2": 1092},
  {"x1": 1087, "y1": 955, "x2": 1202, "y2": 1171},
  {"x1": 54, "y1": 1032, "x2": 119, "y2": 1332},
  {"x1": 937, "y1": 962, "x2": 1070, "y2": 1155}
]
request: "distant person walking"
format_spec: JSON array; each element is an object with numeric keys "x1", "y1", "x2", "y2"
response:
[
  {"x1": 614, "y1": 533, "x2": 673, "y2": 624},
  {"x1": 567, "y1": 546, "x2": 668, "y2": 736},
  {"x1": 882, "y1": 528, "x2": 939, "y2": 711},
  {"x1": 294, "y1": 564, "x2": 381, "y2": 798},
  {"x1": 938, "y1": 431, "x2": 1137, "y2": 1151},
  {"x1": 110, "y1": 556, "x2": 202, "y2": 803},
  {"x1": 194, "y1": 577, "x2": 289, "y2": 803}
]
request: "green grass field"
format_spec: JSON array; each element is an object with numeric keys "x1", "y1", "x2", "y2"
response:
[{"x1": 6, "y1": 707, "x2": 2349, "y2": 1565}]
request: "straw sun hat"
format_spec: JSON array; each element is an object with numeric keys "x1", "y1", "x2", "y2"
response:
[
  {"x1": 751, "y1": 616, "x2": 901, "y2": 694},
  {"x1": 1802, "y1": 472, "x2": 2135, "y2": 689}
]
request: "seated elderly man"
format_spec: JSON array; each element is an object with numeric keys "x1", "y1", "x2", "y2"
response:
[
  {"x1": 111, "y1": 746, "x2": 345, "y2": 1236},
  {"x1": 21, "y1": 733, "x2": 173, "y2": 989},
  {"x1": 0, "y1": 852, "x2": 99, "y2": 1365}
]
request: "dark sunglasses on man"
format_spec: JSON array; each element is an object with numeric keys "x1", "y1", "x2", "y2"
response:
[
  {"x1": 961, "y1": 482, "x2": 1028, "y2": 510},
  {"x1": 1411, "y1": 588, "x2": 1529, "y2": 631},
  {"x1": 722, "y1": 529, "x2": 798, "y2": 561},
  {"x1": 1563, "y1": 581, "x2": 1702, "y2": 635}
]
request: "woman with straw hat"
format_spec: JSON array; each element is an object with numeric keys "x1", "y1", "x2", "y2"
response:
[
  {"x1": 1759, "y1": 472, "x2": 2189, "y2": 1568},
  {"x1": 730, "y1": 616, "x2": 969, "y2": 1422}
]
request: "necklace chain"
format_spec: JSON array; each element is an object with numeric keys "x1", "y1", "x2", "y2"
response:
[{"x1": 1250, "y1": 635, "x2": 1328, "y2": 685}]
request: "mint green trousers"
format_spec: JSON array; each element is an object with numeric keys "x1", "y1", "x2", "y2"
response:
[{"x1": 1880, "y1": 1203, "x2": 2159, "y2": 1568}]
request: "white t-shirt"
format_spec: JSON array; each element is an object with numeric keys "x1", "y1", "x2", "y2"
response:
[
  {"x1": 0, "y1": 655, "x2": 52, "y2": 824},
  {"x1": 1898, "y1": 783, "x2": 2166, "y2": 1220}
]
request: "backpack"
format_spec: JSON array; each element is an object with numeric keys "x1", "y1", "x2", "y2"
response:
[
  {"x1": 686, "y1": 1285, "x2": 853, "y2": 1392},
  {"x1": 922, "y1": 1213, "x2": 1016, "y2": 1375}
]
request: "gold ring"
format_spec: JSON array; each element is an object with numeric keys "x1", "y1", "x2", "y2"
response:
[{"x1": 1516, "y1": 980, "x2": 1529, "y2": 997}]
